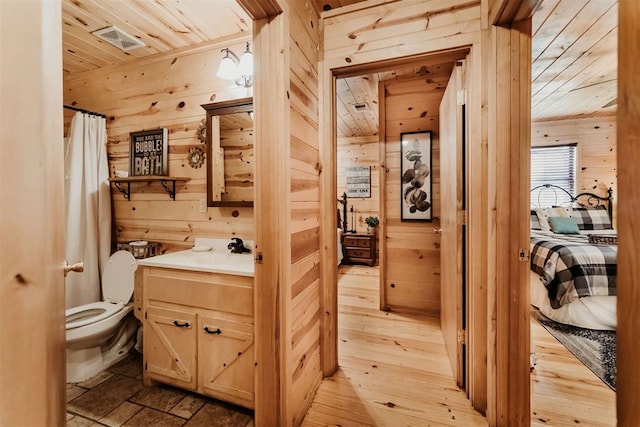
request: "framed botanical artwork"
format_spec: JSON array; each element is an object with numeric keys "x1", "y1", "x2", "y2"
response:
[{"x1": 400, "y1": 131, "x2": 433, "y2": 221}]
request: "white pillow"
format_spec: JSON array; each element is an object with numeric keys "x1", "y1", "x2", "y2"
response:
[{"x1": 534, "y1": 207, "x2": 570, "y2": 231}]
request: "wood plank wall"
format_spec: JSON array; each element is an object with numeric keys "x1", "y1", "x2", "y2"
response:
[
  {"x1": 486, "y1": 20, "x2": 533, "y2": 427},
  {"x1": 337, "y1": 136, "x2": 380, "y2": 234},
  {"x1": 63, "y1": 35, "x2": 254, "y2": 254},
  {"x1": 220, "y1": 124, "x2": 255, "y2": 203},
  {"x1": 382, "y1": 74, "x2": 449, "y2": 314},
  {"x1": 531, "y1": 115, "x2": 617, "y2": 224},
  {"x1": 286, "y1": 1, "x2": 323, "y2": 425}
]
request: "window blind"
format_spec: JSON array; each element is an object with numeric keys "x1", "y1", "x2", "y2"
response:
[{"x1": 531, "y1": 144, "x2": 576, "y2": 207}]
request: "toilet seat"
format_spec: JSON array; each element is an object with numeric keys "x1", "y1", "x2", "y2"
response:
[
  {"x1": 101, "y1": 250, "x2": 137, "y2": 304},
  {"x1": 66, "y1": 301, "x2": 124, "y2": 329},
  {"x1": 65, "y1": 250, "x2": 137, "y2": 330}
]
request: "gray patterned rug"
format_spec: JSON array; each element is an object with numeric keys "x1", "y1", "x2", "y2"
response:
[{"x1": 532, "y1": 309, "x2": 616, "y2": 390}]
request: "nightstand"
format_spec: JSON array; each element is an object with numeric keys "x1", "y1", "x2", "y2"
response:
[{"x1": 342, "y1": 233, "x2": 376, "y2": 266}]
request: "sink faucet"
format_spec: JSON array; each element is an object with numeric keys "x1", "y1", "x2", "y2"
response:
[{"x1": 227, "y1": 238, "x2": 251, "y2": 254}]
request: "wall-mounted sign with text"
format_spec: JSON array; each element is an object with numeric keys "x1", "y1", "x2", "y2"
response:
[
  {"x1": 130, "y1": 128, "x2": 168, "y2": 176},
  {"x1": 346, "y1": 166, "x2": 371, "y2": 198}
]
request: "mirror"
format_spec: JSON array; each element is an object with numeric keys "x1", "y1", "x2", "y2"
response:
[{"x1": 201, "y1": 97, "x2": 254, "y2": 207}]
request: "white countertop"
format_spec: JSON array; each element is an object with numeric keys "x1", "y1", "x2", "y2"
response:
[{"x1": 137, "y1": 238, "x2": 254, "y2": 277}]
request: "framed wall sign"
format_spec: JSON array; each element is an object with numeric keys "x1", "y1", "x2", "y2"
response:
[
  {"x1": 400, "y1": 131, "x2": 432, "y2": 221},
  {"x1": 346, "y1": 166, "x2": 371, "y2": 198},
  {"x1": 130, "y1": 128, "x2": 168, "y2": 176}
]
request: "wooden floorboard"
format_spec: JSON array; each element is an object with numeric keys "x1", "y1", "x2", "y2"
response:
[
  {"x1": 302, "y1": 264, "x2": 616, "y2": 426},
  {"x1": 530, "y1": 318, "x2": 616, "y2": 426},
  {"x1": 302, "y1": 265, "x2": 487, "y2": 427}
]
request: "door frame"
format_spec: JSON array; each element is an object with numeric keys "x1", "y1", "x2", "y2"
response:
[
  {"x1": 318, "y1": 2, "x2": 541, "y2": 424},
  {"x1": 319, "y1": 43, "x2": 485, "y2": 406}
]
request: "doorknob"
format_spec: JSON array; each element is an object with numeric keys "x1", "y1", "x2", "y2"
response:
[
  {"x1": 64, "y1": 261, "x2": 84, "y2": 277},
  {"x1": 434, "y1": 228, "x2": 442, "y2": 234}
]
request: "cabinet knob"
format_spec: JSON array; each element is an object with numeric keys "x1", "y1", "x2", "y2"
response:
[{"x1": 204, "y1": 326, "x2": 222, "y2": 335}]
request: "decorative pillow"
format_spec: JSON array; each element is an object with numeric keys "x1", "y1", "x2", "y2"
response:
[
  {"x1": 530, "y1": 210, "x2": 541, "y2": 230},
  {"x1": 534, "y1": 207, "x2": 569, "y2": 231},
  {"x1": 570, "y1": 205, "x2": 612, "y2": 230},
  {"x1": 549, "y1": 216, "x2": 580, "y2": 234}
]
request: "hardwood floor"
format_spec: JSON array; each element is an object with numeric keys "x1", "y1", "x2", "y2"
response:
[
  {"x1": 302, "y1": 265, "x2": 487, "y2": 426},
  {"x1": 302, "y1": 264, "x2": 616, "y2": 426},
  {"x1": 530, "y1": 318, "x2": 616, "y2": 426}
]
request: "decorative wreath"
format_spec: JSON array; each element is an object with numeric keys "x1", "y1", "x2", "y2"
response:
[
  {"x1": 188, "y1": 146, "x2": 205, "y2": 169},
  {"x1": 196, "y1": 121, "x2": 206, "y2": 144}
]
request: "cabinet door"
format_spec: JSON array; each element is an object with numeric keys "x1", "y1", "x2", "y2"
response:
[
  {"x1": 198, "y1": 314, "x2": 254, "y2": 409},
  {"x1": 144, "y1": 306, "x2": 197, "y2": 390}
]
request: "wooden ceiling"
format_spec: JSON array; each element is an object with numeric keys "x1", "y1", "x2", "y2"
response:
[
  {"x1": 336, "y1": 56, "x2": 462, "y2": 138},
  {"x1": 531, "y1": 0, "x2": 617, "y2": 123},
  {"x1": 61, "y1": 0, "x2": 617, "y2": 132},
  {"x1": 334, "y1": 0, "x2": 618, "y2": 136},
  {"x1": 61, "y1": 0, "x2": 251, "y2": 75}
]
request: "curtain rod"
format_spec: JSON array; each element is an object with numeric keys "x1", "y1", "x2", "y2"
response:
[{"x1": 63, "y1": 104, "x2": 106, "y2": 119}]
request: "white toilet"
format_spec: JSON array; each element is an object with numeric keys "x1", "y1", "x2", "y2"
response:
[{"x1": 66, "y1": 250, "x2": 139, "y2": 383}]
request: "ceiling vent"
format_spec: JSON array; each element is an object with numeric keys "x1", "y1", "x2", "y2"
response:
[
  {"x1": 352, "y1": 103, "x2": 369, "y2": 112},
  {"x1": 92, "y1": 26, "x2": 145, "y2": 51}
]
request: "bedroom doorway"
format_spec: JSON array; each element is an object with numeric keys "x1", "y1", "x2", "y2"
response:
[{"x1": 528, "y1": 0, "x2": 618, "y2": 424}]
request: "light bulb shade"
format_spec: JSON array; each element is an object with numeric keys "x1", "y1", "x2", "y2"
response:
[
  {"x1": 217, "y1": 56, "x2": 239, "y2": 80},
  {"x1": 238, "y1": 51, "x2": 253, "y2": 77}
]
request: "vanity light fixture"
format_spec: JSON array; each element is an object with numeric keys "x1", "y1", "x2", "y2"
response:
[{"x1": 216, "y1": 42, "x2": 253, "y2": 88}]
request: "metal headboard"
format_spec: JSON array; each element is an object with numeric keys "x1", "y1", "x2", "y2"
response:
[
  {"x1": 530, "y1": 184, "x2": 613, "y2": 221},
  {"x1": 337, "y1": 192, "x2": 348, "y2": 234}
]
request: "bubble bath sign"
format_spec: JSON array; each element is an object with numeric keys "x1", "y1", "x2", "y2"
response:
[{"x1": 130, "y1": 128, "x2": 168, "y2": 176}]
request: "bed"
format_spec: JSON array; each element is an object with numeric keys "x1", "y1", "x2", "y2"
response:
[{"x1": 529, "y1": 184, "x2": 616, "y2": 331}]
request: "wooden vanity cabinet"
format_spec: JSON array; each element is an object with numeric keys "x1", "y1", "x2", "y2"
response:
[
  {"x1": 198, "y1": 313, "x2": 255, "y2": 404},
  {"x1": 141, "y1": 267, "x2": 255, "y2": 409}
]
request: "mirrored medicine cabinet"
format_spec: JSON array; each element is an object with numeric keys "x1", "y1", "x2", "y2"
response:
[{"x1": 201, "y1": 97, "x2": 254, "y2": 207}]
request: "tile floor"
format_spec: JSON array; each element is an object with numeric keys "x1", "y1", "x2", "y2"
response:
[{"x1": 66, "y1": 351, "x2": 254, "y2": 426}]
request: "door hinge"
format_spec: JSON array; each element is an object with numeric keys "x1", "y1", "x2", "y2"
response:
[
  {"x1": 457, "y1": 329, "x2": 467, "y2": 345},
  {"x1": 518, "y1": 249, "x2": 530, "y2": 262},
  {"x1": 144, "y1": 311, "x2": 147, "y2": 319},
  {"x1": 144, "y1": 362, "x2": 147, "y2": 371},
  {"x1": 457, "y1": 89, "x2": 467, "y2": 106},
  {"x1": 255, "y1": 252, "x2": 263, "y2": 264}
]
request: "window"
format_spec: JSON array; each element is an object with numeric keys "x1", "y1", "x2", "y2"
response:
[{"x1": 531, "y1": 144, "x2": 576, "y2": 207}]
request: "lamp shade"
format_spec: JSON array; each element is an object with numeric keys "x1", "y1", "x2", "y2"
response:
[
  {"x1": 216, "y1": 55, "x2": 238, "y2": 80},
  {"x1": 239, "y1": 50, "x2": 253, "y2": 77}
]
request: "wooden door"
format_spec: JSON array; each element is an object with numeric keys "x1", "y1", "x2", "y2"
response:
[
  {"x1": 198, "y1": 313, "x2": 255, "y2": 409},
  {"x1": 0, "y1": 1, "x2": 66, "y2": 425},
  {"x1": 439, "y1": 62, "x2": 466, "y2": 388},
  {"x1": 144, "y1": 306, "x2": 197, "y2": 389}
]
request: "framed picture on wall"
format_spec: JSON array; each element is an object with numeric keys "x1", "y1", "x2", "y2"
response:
[
  {"x1": 400, "y1": 131, "x2": 433, "y2": 221},
  {"x1": 129, "y1": 128, "x2": 168, "y2": 176},
  {"x1": 346, "y1": 166, "x2": 371, "y2": 198}
]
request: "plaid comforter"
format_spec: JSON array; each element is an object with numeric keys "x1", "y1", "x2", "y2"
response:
[{"x1": 530, "y1": 230, "x2": 617, "y2": 308}]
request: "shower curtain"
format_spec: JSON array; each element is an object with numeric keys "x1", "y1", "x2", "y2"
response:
[{"x1": 64, "y1": 112, "x2": 111, "y2": 309}]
